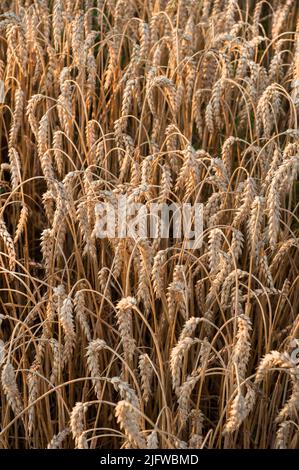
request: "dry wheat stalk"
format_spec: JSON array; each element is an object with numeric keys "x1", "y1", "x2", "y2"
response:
[
  {"x1": 47, "y1": 427, "x2": 70, "y2": 449},
  {"x1": 0, "y1": 0, "x2": 298, "y2": 451},
  {"x1": 86, "y1": 339, "x2": 106, "y2": 400},
  {"x1": 1, "y1": 362, "x2": 23, "y2": 417},
  {"x1": 0, "y1": 217, "x2": 16, "y2": 272},
  {"x1": 116, "y1": 297, "x2": 137, "y2": 363},
  {"x1": 70, "y1": 402, "x2": 87, "y2": 448}
]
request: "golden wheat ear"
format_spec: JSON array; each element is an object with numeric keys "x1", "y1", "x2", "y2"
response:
[{"x1": 0, "y1": 0, "x2": 298, "y2": 450}]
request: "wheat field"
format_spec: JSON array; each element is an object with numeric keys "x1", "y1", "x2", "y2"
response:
[{"x1": 0, "y1": 0, "x2": 298, "y2": 450}]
